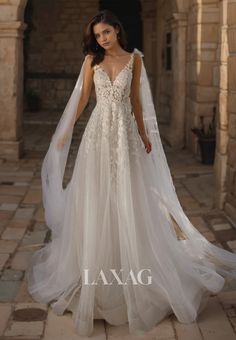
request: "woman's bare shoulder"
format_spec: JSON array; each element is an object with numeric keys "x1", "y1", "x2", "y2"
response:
[
  {"x1": 133, "y1": 52, "x2": 142, "y2": 63},
  {"x1": 133, "y1": 52, "x2": 142, "y2": 72}
]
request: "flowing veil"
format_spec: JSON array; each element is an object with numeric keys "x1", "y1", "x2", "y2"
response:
[{"x1": 41, "y1": 46, "x2": 236, "y2": 295}]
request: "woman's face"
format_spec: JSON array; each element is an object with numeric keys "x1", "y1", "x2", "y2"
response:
[{"x1": 93, "y1": 22, "x2": 119, "y2": 50}]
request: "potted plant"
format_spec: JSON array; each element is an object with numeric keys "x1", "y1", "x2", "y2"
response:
[
  {"x1": 191, "y1": 107, "x2": 216, "y2": 165},
  {"x1": 26, "y1": 89, "x2": 42, "y2": 112}
]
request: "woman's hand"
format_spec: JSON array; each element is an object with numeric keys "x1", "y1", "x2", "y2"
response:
[{"x1": 139, "y1": 131, "x2": 152, "y2": 153}]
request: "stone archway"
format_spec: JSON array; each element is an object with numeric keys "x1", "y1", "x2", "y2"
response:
[
  {"x1": 99, "y1": 0, "x2": 142, "y2": 52},
  {"x1": 0, "y1": 0, "x2": 98, "y2": 160}
]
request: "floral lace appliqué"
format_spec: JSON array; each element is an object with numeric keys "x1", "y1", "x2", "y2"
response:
[{"x1": 82, "y1": 53, "x2": 143, "y2": 185}]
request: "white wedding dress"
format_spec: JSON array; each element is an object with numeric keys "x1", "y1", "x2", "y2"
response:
[{"x1": 26, "y1": 50, "x2": 236, "y2": 337}]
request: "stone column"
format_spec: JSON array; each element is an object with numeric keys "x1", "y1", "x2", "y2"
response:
[
  {"x1": 214, "y1": 0, "x2": 229, "y2": 210},
  {"x1": 167, "y1": 12, "x2": 187, "y2": 148},
  {"x1": 0, "y1": 20, "x2": 26, "y2": 160},
  {"x1": 185, "y1": 0, "x2": 220, "y2": 154},
  {"x1": 224, "y1": 0, "x2": 236, "y2": 221},
  {"x1": 141, "y1": 0, "x2": 157, "y2": 95}
]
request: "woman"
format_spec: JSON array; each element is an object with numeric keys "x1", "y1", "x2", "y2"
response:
[{"x1": 26, "y1": 9, "x2": 236, "y2": 337}]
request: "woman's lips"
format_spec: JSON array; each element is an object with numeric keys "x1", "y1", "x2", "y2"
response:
[{"x1": 102, "y1": 42, "x2": 110, "y2": 46}]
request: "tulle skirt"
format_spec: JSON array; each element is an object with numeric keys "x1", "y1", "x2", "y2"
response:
[{"x1": 26, "y1": 102, "x2": 235, "y2": 337}]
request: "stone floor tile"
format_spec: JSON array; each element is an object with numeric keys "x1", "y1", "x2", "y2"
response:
[
  {"x1": 209, "y1": 217, "x2": 226, "y2": 225},
  {"x1": 1, "y1": 227, "x2": 27, "y2": 241},
  {"x1": 0, "y1": 240, "x2": 18, "y2": 254},
  {"x1": 14, "y1": 181, "x2": 31, "y2": 187},
  {"x1": 23, "y1": 190, "x2": 42, "y2": 205},
  {"x1": 197, "y1": 297, "x2": 236, "y2": 340},
  {"x1": 15, "y1": 302, "x2": 47, "y2": 311},
  {"x1": 201, "y1": 231, "x2": 216, "y2": 242},
  {"x1": 30, "y1": 178, "x2": 42, "y2": 188},
  {"x1": 0, "y1": 224, "x2": 7, "y2": 236},
  {"x1": 34, "y1": 207, "x2": 44, "y2": 223},
  {"x1": 226, "y1": 308, "x2": 236, "y2": 318},
  {"x1": 20, "y1": 230, "x2": 47, "y2": 247},
  {"x1": 106, "y1": 318, "x2": 176, "y2": 340},
  {"x1": 227, "y1": 240, "x2": 236, "y2": 250},
  {"x1": 0, "y1": 203, "x2": 18, "y2": 211},
  {"x1": 212, "y1": 223, "x2": 232, "y2": 231},
  {"x1": 4, "y1": 321, "x2": 44, "y2": 337},
  {"x1": 189, "y1": 216, "x2": 209, "y2": 233},
  {"x1": 0, "y1": 254, "x2": 10, "y2": 271},
  {"x1": 0, "y1": 195, "x2": 22, "y2": 204},
  {"x1": 0, "y1": 281, "x2": 21, "y2": 302},
  {"x1": 173, "y1": 321, "x2": 202, "y2": 340},
  {"x1": 222, "y1": 280, "x2": 236, "y2": 292},
  {"x1": 33, "y1": 222, "x2": 48, "y2": 231},
  {"x1": 43, "y1": 309, "x2": 106, "y2": 339},
  {"x1": 14, "y1": 279, "x2": 34, "y2": 303},
  {"x1": 1, "y1": 269, "x2": 23, "y2": 281},
  {"x1": 179, "y1": 196, "x2": 200, "y2": 210},
  {"x1": 214, "y1": 229, "x2": 236, "y2": 243},
  {"x1": 0, "y1": 303, "x2": 12, "y2": 336},
  {"x1": 183, "y1": 175, "x2": 214, "y2": 207},
  {"x1": 0, "y1": 211, "x2": 13, "y2": 221},
  {"x1": 148, "y1": 318, "x2": 175, "y2": 340},
  {"x1": 11, "y1": 251, "x2": 33, "y2": 271},
  {"x1": 230, "y1": 317, "x2": 236, "y2": 332},
  {"x1": 6, "y1": 219, "x2": 32, "y2": 229},
  {"x1": 0, "y1": 171, "x2": 34, "y2": 177},
  {"x1": 218, "y1": 290, "x2": 236, "y2": 307},
  {"x1": 14, "y1": 208, "x2": 35, "y2": 220},
  {"x1": 0, "y1": 185, "x2": 28, "y2": 196}
]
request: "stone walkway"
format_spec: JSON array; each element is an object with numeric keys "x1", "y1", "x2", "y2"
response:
[{"x1": 0, "y1": 114, "x2": 236, "y2": 339}]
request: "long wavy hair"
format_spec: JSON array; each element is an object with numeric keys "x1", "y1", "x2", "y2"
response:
[{"x1": 82, "y1": 9, "x2": 128, "y2": 67}]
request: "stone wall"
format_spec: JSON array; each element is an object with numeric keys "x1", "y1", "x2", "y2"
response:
[
  {"x1": 24, "y1": 0, "x2": 97, "y2": 111},
  {"x1": 185, "y1": 0, "x2": 220, "y2": 154},
  {"x1": 214, "y1": 0, "x2": 229, "y2": 210},
  {"x1": 155, "y1": 0, "x2": 176, "y2": 125},
  {"x1": 224, "y1": 0, "x2": 236, "y2": 221}
]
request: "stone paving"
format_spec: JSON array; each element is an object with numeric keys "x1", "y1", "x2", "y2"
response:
[{"x1": 0, "y1": 114, "x2": 236, "y2": 339}]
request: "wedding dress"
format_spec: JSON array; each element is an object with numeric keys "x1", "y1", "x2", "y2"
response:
[{"x1": 26, "y1": 49, "x2": 236, "y2": 337}]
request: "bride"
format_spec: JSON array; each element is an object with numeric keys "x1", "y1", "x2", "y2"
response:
[{"x1": 26, "y1": 9, "x2": 236, "y2": 337}]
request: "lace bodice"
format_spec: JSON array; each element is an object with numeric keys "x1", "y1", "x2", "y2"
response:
[
  {"x1": 81, "y1": 52, "x2": 142, "y2": 185},
  {"x1": 93, "y1": 53, "x2": 134, "y2": 104}
]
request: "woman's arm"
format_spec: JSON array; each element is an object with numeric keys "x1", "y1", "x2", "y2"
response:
[
  {"x1": 130, "y1": 54, "x2": 152, "y2": 153},
  {"x1": 75, "y1": 55, "x2": 94, "y2": 122}
]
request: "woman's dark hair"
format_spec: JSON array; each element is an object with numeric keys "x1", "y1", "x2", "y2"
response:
[{"x1": 82, "y1": 9, "x2": 128, "y2": 66}]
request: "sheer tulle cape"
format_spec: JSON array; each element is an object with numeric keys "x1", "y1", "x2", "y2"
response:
[{"x1": 26, "y1": 48, "x2": 236, "y2": 337}]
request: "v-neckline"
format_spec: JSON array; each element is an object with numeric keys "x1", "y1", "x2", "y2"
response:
[{"x1": 97, "y1": 53, "x2": 134, "y2": 86}]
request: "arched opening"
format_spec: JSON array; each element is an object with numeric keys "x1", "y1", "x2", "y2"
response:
[
  {"x1": 99, "y1": 0, "x2": 142, "y2": 52},
  {"x1": 22, "y1": 0, "x2": 98, "y2": 157}
]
